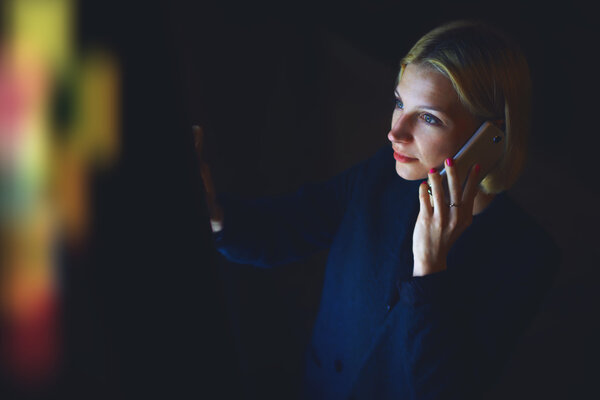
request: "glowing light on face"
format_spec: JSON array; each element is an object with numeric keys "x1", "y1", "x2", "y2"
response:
[{"x1": 387, "y1": 63, "x2": 479, "y2": 181}]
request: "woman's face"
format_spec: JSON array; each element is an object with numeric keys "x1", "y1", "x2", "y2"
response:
[{"x1": 388, "y1": 63, "x2": 480, "y2": 180}]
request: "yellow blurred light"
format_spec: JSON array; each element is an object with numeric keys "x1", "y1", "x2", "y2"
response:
[
  {"x1": 76, "y1": 50, "x2": 121, "y2": 168},
  {"x1": 6, "y1": 0, "x2": 75, "y2": 72}
]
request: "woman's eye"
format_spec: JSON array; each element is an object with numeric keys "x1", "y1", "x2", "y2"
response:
[
  {"x1": 395, "y1": 99, "x2": 404, "y2": 109},
  {"x1": 422, "y1": 113, "x2": 440, "y2": 125}
]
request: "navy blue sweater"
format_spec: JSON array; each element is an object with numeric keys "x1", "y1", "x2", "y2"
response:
[{"x1": 213, "y1": 145, "x2": 559, "y2": 399}]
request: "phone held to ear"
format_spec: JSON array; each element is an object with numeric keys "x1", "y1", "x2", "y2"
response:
[{"x1": 438, "y1": 121, "x2": 505, "y2": 200}]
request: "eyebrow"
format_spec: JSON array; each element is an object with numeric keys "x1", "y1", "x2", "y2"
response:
[{"x1": 394, "y1": 90, "x2": 449, "y2": 115}]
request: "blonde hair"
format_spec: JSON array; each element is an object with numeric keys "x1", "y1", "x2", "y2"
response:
[{"x1": 400, "y1": 20, "x2": 531, "y2": 194}]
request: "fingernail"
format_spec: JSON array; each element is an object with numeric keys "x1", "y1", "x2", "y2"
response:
[
  {"x1": 446, "y1": 158, "x2": 454, "y2": 167},
  {"x1": 421, "y1": 180, "x2": 428, "y2": 186},
  {"x1": 429, "y1": 168, "x2": 437, "y2": 174},
  {"x1": 474, "y1": 164, "x2": 481, "y2": 174}
]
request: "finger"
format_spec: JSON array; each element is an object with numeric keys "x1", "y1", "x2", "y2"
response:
[
  {"x1": 461, "y1": 163, "x2": 480, "y2": 211},
  {"x1": 418, "y1": 180, "x2": 433, "y2": 217},
  {"x1": 198, "y1": 151, "x2": 223, "y2": 223},
  {"x1": 191, "y1": 125, "x2": 223, "y2": 225},
  {"x1": 193, "y1": 124, "x2": 214, "y2": 192},
  {"x1": 200, "y1": 163, "x2": 216, "y2": 196},
  {"x1": 428, "y1": 168, "x2": 446, "y2": 217},
  {"x1": 444, "y1": 157, "x2": 461, "y2": 207}
]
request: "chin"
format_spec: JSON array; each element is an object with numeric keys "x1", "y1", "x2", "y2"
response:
[{"x1": 395, "y1": 162, "x2": 427, "y2": 181}]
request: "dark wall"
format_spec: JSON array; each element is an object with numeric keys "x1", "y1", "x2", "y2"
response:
[
  {"x1": 6, "y1": 1, "x2": 595, "y2": 399},
  {"x1": 163, "y1": 2, "x2": 599, "y2": 399},
  {"x1": 166, "y1": 2, "x2": 599, "y2": 399}
]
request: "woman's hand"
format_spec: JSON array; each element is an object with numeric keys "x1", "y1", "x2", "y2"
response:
[
  {"x1": 193, "y1": 125, "x2": 224, "y2": 232},
  {"x1": 412, "y1": 158, "x2": 480, "y2": 276}
]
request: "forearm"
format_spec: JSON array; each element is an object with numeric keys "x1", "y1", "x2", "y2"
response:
[{"x1": 212, "y1": 182, "x2": 347, "y2": 267}]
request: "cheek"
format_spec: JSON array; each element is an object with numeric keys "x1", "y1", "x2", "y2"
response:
[
  {"x1": 423, "y1": 127, "x2": 473, "y2": 167},
  {"x1": 419, "y1": 136, "x2": 453, "y2": 166}
]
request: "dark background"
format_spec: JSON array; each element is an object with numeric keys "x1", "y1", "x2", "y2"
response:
[{"x1": 3, "y1": 0, "x2": 598, "y2": 399}]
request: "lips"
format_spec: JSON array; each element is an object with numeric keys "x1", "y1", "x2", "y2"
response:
[{"x1": 393, "y1": 150, "x2": 417, "y2": 163}]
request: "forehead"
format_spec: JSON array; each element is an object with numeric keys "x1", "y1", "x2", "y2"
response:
[{"x1": 396, "y1": 63, "x2": 461, "y2": 113}]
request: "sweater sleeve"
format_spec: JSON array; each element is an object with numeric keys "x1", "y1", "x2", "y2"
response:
[
  {"x1": 390, "y1": 211, "x2": 561, "y2": 399},
  {"x1": 211, "y1": 150, "x2": 382, "y2": 268}
]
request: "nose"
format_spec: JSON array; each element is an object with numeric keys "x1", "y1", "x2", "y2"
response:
[{"x1": 388, "y1": 112, "x2": 413, "y2": 144}]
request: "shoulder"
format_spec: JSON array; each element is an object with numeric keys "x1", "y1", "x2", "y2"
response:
[
  {"x1": 348, "y1": 144, "x2": 414, "y2": 190},
  {"x1": 338, "y1": 144, "x2": 393, "y2": 179},
  {"x1": 482, "y1": 194, "x2": 559, "y2": 259},
  {"x1": 462, "y1": 192, "x2": 561, "y2": 291},
  {"x1": 363, "y1": 144, "x2": 396, "y2": 178}
]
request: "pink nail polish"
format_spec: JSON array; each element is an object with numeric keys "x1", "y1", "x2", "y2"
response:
[
  {"x1": 429, "y1": 168, "x2": 437, "y2": 174},
  {"x1": 446, "y1": 158, "x2": 454, "y2": 167}
]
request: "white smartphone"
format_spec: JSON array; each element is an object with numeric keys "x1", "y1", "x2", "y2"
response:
[{"x1": 438, "y1": 121, "x2": 505, "y2": 200}]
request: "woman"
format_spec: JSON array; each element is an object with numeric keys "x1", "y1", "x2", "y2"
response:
[{"x1": 197, "y1": 20, "x2": 559, "y2": 399}]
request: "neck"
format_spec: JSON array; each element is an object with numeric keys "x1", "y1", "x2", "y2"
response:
[{"x1": 473, "y1": 190, "x2": 496, "y2": 215}]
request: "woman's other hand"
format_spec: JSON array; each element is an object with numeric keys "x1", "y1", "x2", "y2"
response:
[
  {"x1": 412, "y1": 158, "x2": 480, "y2": 276},
  {"x1": 193, "y1": 125, "x2": 224, "y2": 232}
]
